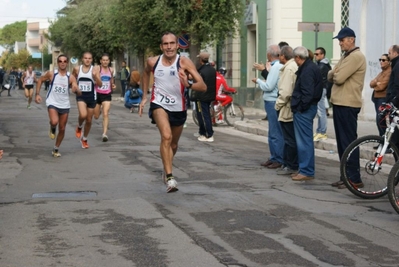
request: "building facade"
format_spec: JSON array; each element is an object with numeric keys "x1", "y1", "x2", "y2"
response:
[
  {"x1": 219, "y1": 0, "x2": 398, "y2": 120},
  {"x1": 26, "y1": 19, "x2": 51, "y2": 55}
]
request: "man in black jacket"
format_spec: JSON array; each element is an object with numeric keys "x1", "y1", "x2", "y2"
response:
[
  {"x1": 291, "y1": 46, "x2": 323, "y2": 181},
  {"x1": 314, "y1": 47, "x2": 332, "y2": 141},
  {"x1": 195, "y1": 51, "x2": 216, "y2": 142}
]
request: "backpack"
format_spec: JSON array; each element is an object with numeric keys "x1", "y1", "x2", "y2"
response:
[{"x1": 129, "y1": 87, "x2": 140, "y2": 99}]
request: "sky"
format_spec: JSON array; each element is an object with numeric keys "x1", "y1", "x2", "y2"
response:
[
  {"x1": 0, "y1": 0, "x2": 66, "y2": 53},
  {"x1": 0, "y1": 0, "x2": 66, "y2": 28}
]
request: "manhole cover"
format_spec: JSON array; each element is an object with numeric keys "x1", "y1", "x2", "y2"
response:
[{"x1": 32, "y1": 191, "x2": 97, "y2": 198}]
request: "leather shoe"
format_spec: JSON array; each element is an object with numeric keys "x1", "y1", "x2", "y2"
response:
[
  {"x1": 292, "y1": 174, "x2": 314, "y2": 181},
  {"x1": 261, "y1": 160, "x2": 273, "y2": 167},
  {"x1": 290, "y1": 172, "x2": 299, "y2": 178},
  {"x1": 267, "y1": 162, "x2": 282, "y2": 169},
  {"x1": 331, "y1": 180, "x2": 344, "y2": 187},
  {"x1": 337, "y1": 182, "x2": 364, "y2": 189}
]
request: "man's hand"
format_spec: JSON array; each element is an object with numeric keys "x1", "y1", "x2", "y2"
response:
[
  {"x1": 139, "y1": 98, "x2": 147, "y2": 117},
  {"x1": 35, "y1": 94, "x2": 42, "y2": 104},
  {"x1": 251, "y1": 78, "x2": 257, "y2": 83},
  {"x1": 253, "y1": 62, "x2": 265, "y2": 71}
]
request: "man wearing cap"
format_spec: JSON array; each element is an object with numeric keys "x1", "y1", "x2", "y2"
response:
[
  {"x1": 194, "y1": 51, "x2": 217, "y2": 142},
  {"x1": 327, "y1": 27, "x2": 366, "y2": 189}
]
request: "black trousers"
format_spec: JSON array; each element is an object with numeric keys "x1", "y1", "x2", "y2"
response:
[
  {"x1": 333, "y1": 104, "x2": 361, "y2": 182},
  {"x1": 195, "y1": 100, "x2": 214, "y2": 138},
  {"x1": 279, "y1": 120, "x2": 298, "y2": 170}
]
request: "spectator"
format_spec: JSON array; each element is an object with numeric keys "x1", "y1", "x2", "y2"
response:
[
  {"x1": 253, "y1": 41, "x2": 290, "y2": 120},
  {"x1": 384, "y1": 45, "x2": 399, "y2": 147},
  {"x1": 291, "y1": 46, "x2": 323, "y2": 181},
  {"x1": 1, "y1": 69, "x2": 11, "y2": 96},
  {"x1": 275, "y1": 46, "x2": 299, "y2": 176},
  {"x1": 125, "y1": 70, "x2": 143, "y2": 113},
  {"x1": 194, "y1": 51, "x2": 217, "y2": 142},
  {"x1": 252, "y1": 44, "x2": 284, "y2": 170},
  {"x1": 327, "y1": 27, "x2": 366, "y2": 189},
  {"x1": 314, "y1": 47, "x2": 332, "y2": 141},
  {"x1": 370, "y1": 54, "x2": 391, "y2": 136},
  {"x1": 119, "y1": 61, "x2": 130, "y2": 97}
]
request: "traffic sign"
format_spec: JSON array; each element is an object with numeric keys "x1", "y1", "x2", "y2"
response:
[
  {"x1": 70, "y1": 57, "x2": 78, "y2": 64},
  {"x1": 178, "y1": 34, "x2": 190, "y2": 49}
]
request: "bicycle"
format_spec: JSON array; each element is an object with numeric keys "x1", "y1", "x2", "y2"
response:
[
  {"x1": 340, "y1": 103, "x2": 399, "y2": 199},
  {"x1": 192, "y1": 92, "x2": 244, "y2": 127}
]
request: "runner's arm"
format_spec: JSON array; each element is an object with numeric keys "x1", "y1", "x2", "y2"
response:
[
  {"x1": 92, "y1": 66, "x2": 103, "y2": 87},
  {"x1": 179, "y1": 57, "x2": 206, "y2": 92},
  {"x1": 35, "y1": 71, "x2": 52, "y2": 104},
  {"x1": 69, "y1": 75, "x2": 81, "y2": 96},
  {"x1": 139, "y1": 57, "x2": 157, "y2": 116}
]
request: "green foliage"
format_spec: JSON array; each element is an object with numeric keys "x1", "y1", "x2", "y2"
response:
[
  {"x1": 49, "y1": 0, "x2": 125, "y2": 62},
  {"x1": 0, "y1": 21, "x2": 27, "y2": 50},
  {"x1": 48, "y1": 0, "x2": 244, "y2": 60},
  {"x1": 1, "y1": 49, "x2": 31, "y2": 70}
]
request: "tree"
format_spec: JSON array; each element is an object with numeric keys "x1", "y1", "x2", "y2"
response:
[
  {"x1": 48, "y1": 0, "x2": 126, "y2": 63},
  {"x1": 0, "y1": 21, "x2": 27, "y2": 50},
  {"x1": 48, "y1": 0, "x2": 244, "y2": 65},
  {"x1": 1, "y1": 49, "x2": 31, "y2": 70}
]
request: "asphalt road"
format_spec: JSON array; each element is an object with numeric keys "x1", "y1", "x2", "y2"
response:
[{"x1": 1, "y1": 89, "x2": 399, "y2": 267}]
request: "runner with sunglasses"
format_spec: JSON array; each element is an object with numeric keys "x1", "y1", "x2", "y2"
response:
[{"x1": 35, "y1": 55, "x2": 81, "y2": 157}]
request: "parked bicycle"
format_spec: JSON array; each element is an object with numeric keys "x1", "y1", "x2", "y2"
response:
[
  {"x1": 340, "y1": 102, "x2": 399, "y2": 199},
  {"x1": 192, "y1": 92, "x2": 244, "y2": 127}
]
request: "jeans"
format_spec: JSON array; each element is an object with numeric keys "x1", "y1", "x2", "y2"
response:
[
  {"x1": 279, "y1": 120, "x2": 298, "y2": 170},
  {"x1": 195, "y1": 100, "x2": 214, "y2": 138},
  {"x1": 264, "y1": 101, "x2": 284, "y2": 164},
  {"x1": 293, "y1": 105, "x2": 317, "y2": 176},
  {"x1": 316, "y1": 88, "x2": 327, "y2": 134},
  {"x1": 372, "y1": 96, "x2": 385, "y2": 136}
]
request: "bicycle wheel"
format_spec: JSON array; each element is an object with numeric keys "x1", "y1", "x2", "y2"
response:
[
  {"x1": 224, "y1": 103, "x2": 244, "y2": 126},
  {"x1": 340, "y1": 135, "x2": 399, "y2": 199},
  {"x1": 387, "y1": 161, "x2": 399, "y2": 214}
]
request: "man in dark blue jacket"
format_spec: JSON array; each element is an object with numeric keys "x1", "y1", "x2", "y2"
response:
[{"x1": 291, "y1": 46, "x2": 323, "y2": 181}]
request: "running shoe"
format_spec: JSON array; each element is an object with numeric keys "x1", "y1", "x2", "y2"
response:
[
  {"x1": 102, "y1": 134, "x2": 108, "y2": 142},
  {"x1": 166, "y1": 178, "x2": 178, "y2": 193},
  {"x1": 49, "y1": 127, "x2": 56, "y2": 140},
  {"x1": 198, "y1": 135, "x2": 214, "y2": 142},
  {"x1": 27, "y1": 105, "x2": 31, "y2": 109},
  {"x1": 75, "y1": 126, "x2": 82, "y2": 139},
  {"x1": 81, "y1": 138, "x2": 89, "y2": 149},
  {"x1": 52, "y1": 149, "x2": 61, "y2": 158}
]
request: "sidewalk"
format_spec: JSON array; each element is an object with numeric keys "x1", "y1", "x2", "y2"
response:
[{"x1": 233, "y1": 107, "x2": 377, "y2": 154}]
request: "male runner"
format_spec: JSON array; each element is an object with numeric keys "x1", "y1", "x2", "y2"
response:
[
  {"x1": 35, "y1": 55, "x2": 81, "y2": 157},
  {"x1": 139, "y1": 31, "x2": 207, "y2": 193},
  {"x1": 21, "y1": 65, "x2": 37, "y2": 109},
  {"x1": 72, "y1": 52, "x2": 102, "y2": 149},
  {"x1": 93, "y1": 53, "x2": 116, "y2": 142}
]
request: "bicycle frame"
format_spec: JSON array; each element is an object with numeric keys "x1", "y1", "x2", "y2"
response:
[{"x1": 373, "y1": 109, "x2": 399, "y2": 171}]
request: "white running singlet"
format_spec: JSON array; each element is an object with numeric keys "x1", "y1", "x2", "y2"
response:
[
  {"x1": 46, "y1": 70, "x2": 71, "y2": 109},
  {"x1": 150, "y1": 55, "x2": 185, "y2": 112}
]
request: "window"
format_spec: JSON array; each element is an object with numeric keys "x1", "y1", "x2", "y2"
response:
[{"x1": 341, "y1": 0, "x2": 349, "y2": 28}]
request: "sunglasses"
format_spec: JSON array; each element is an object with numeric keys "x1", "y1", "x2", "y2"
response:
[
  {"x1": 58, "y1": 60, "x2": 67, "y2": 63},
  {"x1": 379, "y1": 59, "x2": 388, "y2": 62}
]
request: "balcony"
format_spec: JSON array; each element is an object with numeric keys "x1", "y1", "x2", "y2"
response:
[
  {"x1": 27, "y1": 22, "x2": 40, "y2": 31},
  {"x1": 27, "y1": 37, "x2": 41, "y2": 47}
]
